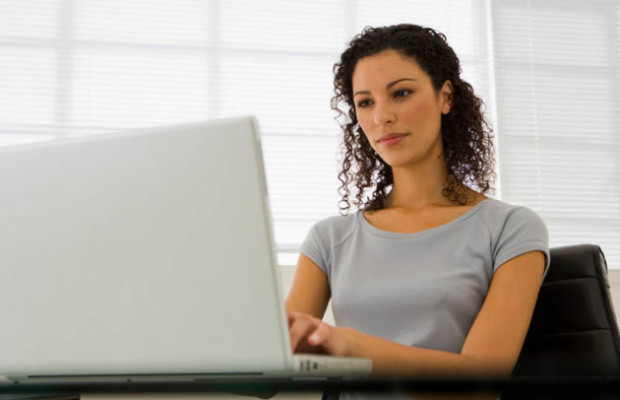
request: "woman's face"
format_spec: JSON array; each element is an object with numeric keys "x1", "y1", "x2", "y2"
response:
[{"x1": 351, "y1": 49, "x2": 453, "y2": 168}]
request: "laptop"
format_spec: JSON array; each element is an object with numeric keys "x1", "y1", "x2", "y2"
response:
[{"x1": 0, "y1": 116, "x2": 371, "y2": 383}]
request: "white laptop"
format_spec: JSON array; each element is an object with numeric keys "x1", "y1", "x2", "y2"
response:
[{"x1": 0, "y1": 116, "x2": 371, "y2": 383}]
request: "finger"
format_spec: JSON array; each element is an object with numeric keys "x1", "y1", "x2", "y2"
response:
[
  {"x1": 308, "y1": 322, "x2": 332, "y2": 346},
  {"x1": 288, "y1": 317, "x2": 318, "y2": 351},
  {"x1": 289, "y1": 314, "x2": 322, "y2": 351},
  {"x1": 286, "y1": 310, "x2": 301, "y2": 327}
]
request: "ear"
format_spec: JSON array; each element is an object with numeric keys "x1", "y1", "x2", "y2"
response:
[{"x1": 440, "y1": 80, "x2": 454, "y2": 115}]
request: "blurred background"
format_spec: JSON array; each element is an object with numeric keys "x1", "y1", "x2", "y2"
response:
[{"x1": 1, "y1": 0, "x2": 618, "y2": 273}]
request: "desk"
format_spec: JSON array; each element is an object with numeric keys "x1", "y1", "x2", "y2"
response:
[{"x1": 2, "y1": 377, "x2": 620, "y2": 400}]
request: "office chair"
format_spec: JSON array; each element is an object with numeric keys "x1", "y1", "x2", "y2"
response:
[
  {"x1": 512, "y1": 244, "x2": 620, "y2": 377},
  {"x1": 501, "y1": 244, "x2": 620, "y2": 400}
]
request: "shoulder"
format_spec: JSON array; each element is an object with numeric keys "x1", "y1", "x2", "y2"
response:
[
  {"x1": 300, "y1": 212, "x2": 358, "y2": 276},
  {"x1": 477, "y1": 198, "x2": 547, "y2": 232},
  {"x1": 477, "y1": 198, "x2": 550, "y2": 275},
  {"x1": 308, "y1": 212, "x2": 358, "y2": 249}
]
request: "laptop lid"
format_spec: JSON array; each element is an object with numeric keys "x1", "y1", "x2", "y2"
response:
[{"x1": 0, "y1": 116, "x2": 294, "y2": 378}]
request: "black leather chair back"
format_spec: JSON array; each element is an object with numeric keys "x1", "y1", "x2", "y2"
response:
[{"x1": 512, "y1": 244, "x2": 620, "y2": 376}]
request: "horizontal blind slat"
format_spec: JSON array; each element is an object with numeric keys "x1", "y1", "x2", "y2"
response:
[{"x1": 493, "y1": 0, "x2": 620, "y2": 268}]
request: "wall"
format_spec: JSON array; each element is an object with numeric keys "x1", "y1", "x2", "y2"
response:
[{"x1": 608, "y1": 271, "x2": 620, "y2": 323}]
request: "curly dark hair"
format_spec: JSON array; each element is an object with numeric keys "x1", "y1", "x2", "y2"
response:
[{"x1": 332, "y1": 24, "x2": 496, "y2": 214}]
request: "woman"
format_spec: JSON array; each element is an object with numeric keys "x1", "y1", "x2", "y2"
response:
[{"x1": 286, "y1": 23, "x2": 549, "y2": 384}]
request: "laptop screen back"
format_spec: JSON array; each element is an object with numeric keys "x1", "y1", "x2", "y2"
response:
[{"x1": 0, "y1": 117, "x2": 291, "y2": 378}]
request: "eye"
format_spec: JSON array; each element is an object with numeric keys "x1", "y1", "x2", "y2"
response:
[
  {"x1": 357, "y1": 99, "x2": 373, "y2": 108},
  {"x1": 393, "y1": 89, "x2": 412, "y2": 98}
]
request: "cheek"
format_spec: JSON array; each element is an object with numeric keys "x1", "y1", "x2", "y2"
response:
[
  {"x1": 355, "y1": 111, "x2": 374, "y2": 139},
  {"x1": 404, "y1": 98, "x2": 439, "y2": 126},
  {"x1": 355, "y1": 109, "x2": 370, "y2": 129},
  {"x1": 354, "y1": 114, "x2": 379, "y2": 151}
]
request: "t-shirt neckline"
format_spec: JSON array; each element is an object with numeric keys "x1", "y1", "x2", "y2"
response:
[{"x1": 357, "y1": 198, "x2": 493, "y2": 239}]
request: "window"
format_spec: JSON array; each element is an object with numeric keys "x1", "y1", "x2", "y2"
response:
[
  {"x1": 491, "y1": 0, "x2": 620, "y2": 268},
  {"x1": 3, "y1": 1, "x2": 617, "y2": 268}
]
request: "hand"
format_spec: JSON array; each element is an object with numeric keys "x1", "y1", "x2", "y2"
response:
[{"x1": 287, "y1": 310, "x2": 357, "y2": 357}]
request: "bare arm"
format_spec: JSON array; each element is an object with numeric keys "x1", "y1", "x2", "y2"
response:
[{"x1": 285, "y1": 253, "x2": 331, "y2": 318}]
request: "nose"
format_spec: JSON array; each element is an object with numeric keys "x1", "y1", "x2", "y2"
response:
[{"x1": 372, "y1": 101, "x2": 395, "y2": 126}]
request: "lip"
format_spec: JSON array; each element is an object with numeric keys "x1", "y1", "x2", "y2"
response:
[{"x1": 377, "y1": 133, "x2": 409, "y2": 146}]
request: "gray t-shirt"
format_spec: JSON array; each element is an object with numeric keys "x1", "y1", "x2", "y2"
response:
[{"x1": 300, "y1": 196, "x2": 550, "y2": 359}]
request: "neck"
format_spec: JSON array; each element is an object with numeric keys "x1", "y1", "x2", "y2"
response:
[
  {"x1": 384, "y1": 142, "x2": 472, "y2": 211},
  {"x1": 386, "y1": 164, "x2": 450, "y2": 212}
]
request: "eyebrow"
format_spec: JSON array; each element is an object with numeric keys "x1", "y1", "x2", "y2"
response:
[{"x1": 353, "y1": 78, "x2": 417, "y2": 97}]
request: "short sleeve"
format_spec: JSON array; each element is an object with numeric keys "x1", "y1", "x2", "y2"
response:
[
  {"x1": 493, "y1": 206, "x2": 550, "y2": 279},
  {"x1": 299, "y1": 223, "x2": 329, "y2": 275}
]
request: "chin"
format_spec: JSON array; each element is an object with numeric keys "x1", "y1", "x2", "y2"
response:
[{"x1": 377, "y1": 153, "x2": 417, "y2": 168}]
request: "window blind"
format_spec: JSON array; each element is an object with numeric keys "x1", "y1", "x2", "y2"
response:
[
  {"x1": 491, "y1": 0, "x2": 620, "y2": 268},
  {"x1": 0, "y1": 0, "x2": 491, "y2": 266}
]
